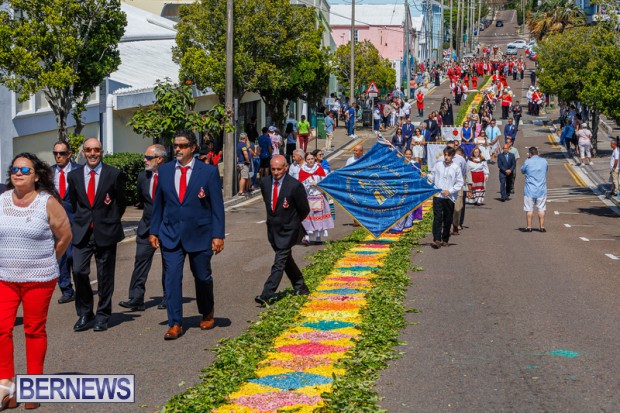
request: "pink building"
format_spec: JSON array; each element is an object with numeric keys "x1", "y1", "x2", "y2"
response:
[{"x1": 330, "y1": 4, "x2": 418, "y2": 89}]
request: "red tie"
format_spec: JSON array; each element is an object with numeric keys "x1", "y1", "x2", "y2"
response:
[
  {"x1": 87, "y1": 170, "x2": 96, "y2": 206},
  {"x1": 59, "y1": 169, "x2": 66, "y2": 199},
  {"x1": 272, "y1": 180, "x2": 279, "y2": 213},
  {"x1": 151, "y1": 173, "x2": 158, "y2": 200},
  {"x1": 178, "y1": 167, "x2": 188, "y2": 203}
]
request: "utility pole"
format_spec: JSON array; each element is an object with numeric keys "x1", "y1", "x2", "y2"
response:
[
  {"x1": 350, "y1": 0, "x2": 356, "y2": 104},
  {"x1": 449, "y1": 0, "x2": 453, "y2": 54},
  {"x1": 459, "y1": 0, "x2": 465, "y2": 56},
  {"x1": 477, "y1": 0, "x2": 482, "y2": 53},
  {"x1": 429, "y1": 0, "x2": 434, "y2": 61},
  {"x1": 224, "y1": 0, "x2": 234, "y2": 198},
  {"x1": 456, "y1": 0, "x2": 461, "y2": 58},
  {"x1": 404, "y1": 0, "x2": 411, "y2": 97},
  {"x1": 439, "y1": 0, "x2": 444, "y2": 63}
]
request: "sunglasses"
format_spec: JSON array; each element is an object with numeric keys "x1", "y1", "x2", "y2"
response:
[
  {"x1": 173, "y1": 143, "x2": 191, "y2": 149},
  {"x1": 53, "y1": 151, "x2": 69, "y2": 156},
  {"x1": 144, "y1": 155, "x2": 161, "y2": 161},
  {"x1": 10, "y1": 166, "x2": 34, "y2": 175},
  {"x1": 84, "y1": 147, "x2": 102, "y2": 153}
]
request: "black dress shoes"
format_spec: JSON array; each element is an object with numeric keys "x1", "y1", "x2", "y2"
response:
[
  {"x1": 295, "y1": 287, "x2": 310, "y2": 296},
  {"x1": 57, "y1": 294, "x2": 75, "y2": 304},
  {"x1": 118, "y1": 299, "x2": 145, "y2": 311},
  {"x1": 157, "y1": 297, "x2": 167, "y2": 310},
  {"x1": 254, "y1": 295, "x2": 272, "y2": 306},
  {"x1": 73, "y1": 315, "x2": 94, "y2": 332},
  {"x1": 93, "y1": 321, "x2": 108, "y2": 332}
]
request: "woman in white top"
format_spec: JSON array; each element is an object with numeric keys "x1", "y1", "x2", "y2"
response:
[
  {"x1": 411, "y1": 128, "x2": 426, "y2": 166},
  {"x1": 0, "y1": 153, "x2": 71, "y2": 410},
  {"x1": 576, "y1": 123, "x2": 593, "y2": 166},
  {"x1": 475, "y1": 130, "x2": 491, "y2": 161}
]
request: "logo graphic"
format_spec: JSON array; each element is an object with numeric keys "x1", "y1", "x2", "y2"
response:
[{"x1": 16, "y1": 375, "x2": 135, "y2": 403}]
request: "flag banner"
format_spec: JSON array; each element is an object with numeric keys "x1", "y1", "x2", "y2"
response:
[
  {"x1": 426, "y1": 143, "x2": 447, "y2": 170},
  {"x1": 318, "y1": 142, "x2": 439, "y2": 237},
  {"x1": 441, "y1": 126, "x2": 461, "y2": 141}
]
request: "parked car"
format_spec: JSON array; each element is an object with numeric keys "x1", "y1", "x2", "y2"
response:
[
  {"x1": 508, "y1": 40, "x2": 527, "y2": 49},
  {"x1": 496, "y1": 20, "x2": 504, "y2": 27},
  {"x1": 506, "y1": 45, "x2": 518, "y2": 55}
]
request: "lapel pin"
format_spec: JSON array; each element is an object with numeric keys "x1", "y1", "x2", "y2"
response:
[
  {"x1": 198, "y1": 187, "x2": 206, "y2": 199},
  {"x1": 283, "y1": 197, "x2": 289, "y2": 208},
  {"x1": 104, "y1": 193, "x2": 112, "y2": 205}
]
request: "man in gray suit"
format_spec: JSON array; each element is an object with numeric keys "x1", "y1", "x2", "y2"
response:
[{"x1": 119, "y1": 144, "x2": 167, "y2": 311}]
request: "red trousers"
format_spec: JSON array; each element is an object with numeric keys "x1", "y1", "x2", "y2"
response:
[
  {"x1": 298, "y1": 133, "x2": 309, "y2": 152},
  {"x1": 0, "y1": 280, "x2": 55, "y2": 379}
]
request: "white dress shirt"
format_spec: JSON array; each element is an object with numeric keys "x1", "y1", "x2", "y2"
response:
[
  {"x1": 174, "y1": 158, "x2": 195, "y2": 196},
  {"x1": 427, "y1": 161, "x2": 464, "y2": 202},
  {"x1": 83, "y1": 162, "x2": 102, "y2": 193},
  {"x1": 54, "y1": 163, "x2": 73, "y2": 194}
]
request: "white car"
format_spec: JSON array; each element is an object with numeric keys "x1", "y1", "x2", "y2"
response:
[
  {"x1": 508, "y1": 40, "x2": 527, "y2": 49},
  {"x1": 506, "y1": 45, "x2": 518, "y2": 55}
]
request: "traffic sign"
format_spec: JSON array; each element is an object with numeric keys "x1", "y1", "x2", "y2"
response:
[
  {"x1": 368, "y1": 92, "x2": 378, "y2": 98},
  {"x1": 365, "y1": 81, "x2": 379, "y2": 95}
]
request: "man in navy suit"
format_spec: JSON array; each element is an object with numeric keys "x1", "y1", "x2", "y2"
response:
[
  {"x1": 402, "y1": 118, "x2": 415, "y2": 150},
  {"x1": 119, "y1": 144, "x2": 167, "y2": 311},
  {"x1": 497, "y1": 143, "x2": 517, "y2": 201},
  {"x1": 503, "y1": 118, "x2": 517, "y2": 143},
  {"x1": 0, "y1": 183, "x2": 5, "y2": 194},
  {"x1": 150, "y1": 130, "x2": 225, "y2": 340},
  {"x1": 52, "y1": 141, "x2": 77, "y2": 304}
]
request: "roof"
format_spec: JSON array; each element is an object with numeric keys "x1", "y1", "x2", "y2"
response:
[
  {"x1": 329, "y1": 4, "x2": 409, "y2": 26},
  {"x1": 109, "y1": 4, "x2": 181, "y2": 95}
]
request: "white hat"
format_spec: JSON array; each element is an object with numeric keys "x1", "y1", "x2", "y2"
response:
[{"x1": 268, "y1": 126, "x2": 276, "y2": 132}]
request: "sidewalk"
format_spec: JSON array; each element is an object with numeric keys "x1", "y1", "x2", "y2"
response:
[
  {"x1": 548, "y1": 108, "x2": 620, "y2": 208},
  {"x1": 120, "y1": 121, "x2": 385, "y2": 236}
]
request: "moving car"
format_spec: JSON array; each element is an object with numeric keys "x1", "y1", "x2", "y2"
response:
[
  {"x1": 496, "y1": 20, "x2": 504, "y2": 27},
  {"x1": 508, "y1": 40, "x2": 527, "y2": 49},
  {"x1": 506, "y1": 45, "x2": 518, "y2": 55}
]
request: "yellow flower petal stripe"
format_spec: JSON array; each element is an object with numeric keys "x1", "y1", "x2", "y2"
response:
[{"x1": 215, "y1": 201, "x2": 431, "y2": 413}]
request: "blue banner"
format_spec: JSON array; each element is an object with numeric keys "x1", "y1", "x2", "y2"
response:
[{"x1": 318, "y1": 142, "x2": 439, "y2": 237}]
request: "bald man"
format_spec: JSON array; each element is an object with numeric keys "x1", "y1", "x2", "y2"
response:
[
  {"x1": 255, "y1": 155, "x2": 311, "y2": 305},
  {"x1": 69, "y1": 138, "x2": 127, "y2": 332},
  {"x1": 346, "y1": 144, "x2": 364, "y2": 166},
  {"x1": 120, "y1": 145, "x2": 168, "y2": 311}
]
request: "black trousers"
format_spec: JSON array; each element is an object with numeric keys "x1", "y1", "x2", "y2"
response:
[
  {"x1": 432, "y1": 197, "x2": 455, "y2": 243},
  {"x1": 499, "y1": 173, "x2": 513, "y2": 200},
  {"x1": 262, "y1": 246, "x2": 306, "y2": 298},
  {"x1": 127, "y1": 236, "x2": 166, "y2": 303},
  {"x1": 455, "y1": 93, "x2": 462, "y2": 105},
  {"x1": 73, "y1": 230, "x2": 117, "y2": 323},
  {"x1": 502, "y1": 105, "x2": 509, "y2": 119}
]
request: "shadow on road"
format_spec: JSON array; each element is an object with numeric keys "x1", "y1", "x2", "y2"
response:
[{"x1": 577, "y1": 206, "x2": 618, "y2": 218}]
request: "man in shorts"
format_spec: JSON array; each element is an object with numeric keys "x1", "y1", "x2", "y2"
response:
[
  {"x1": 236, "y1": 133, "x2": 251, "y2": 196},
  {"x1": 521, "y1": 146, "x2": 548, "y2": 232}
]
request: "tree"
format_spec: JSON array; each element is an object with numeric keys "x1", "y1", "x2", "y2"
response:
[
  {"x1": 0, "y1": 0, "x2": 127, "y2": 141},
  {"x1": 174, "y1": 0, "x2": 329, "y2": 128},
  {"x1": 128, "y1": 79, "x2": 234, "y2": 146},
  {"x1": 536, "y1": 24, "x2": 620, "y2": 151},
  {"x1": 332, "y1": 40, "x2": 396, "y2": 95},
  {"x1": 527, "y1": 0, "x2": 585, "y2": 40}
]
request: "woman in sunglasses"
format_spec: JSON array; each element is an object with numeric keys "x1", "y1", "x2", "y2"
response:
[{"x1": 0, "y1": 153, "x2": 71, "y2": 410}]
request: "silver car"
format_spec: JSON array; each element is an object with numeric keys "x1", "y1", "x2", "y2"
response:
[{"x1": 506, "y1": 45, "x2": 518, "y2": 55}]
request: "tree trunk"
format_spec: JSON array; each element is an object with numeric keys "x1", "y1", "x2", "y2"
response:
[{"x1": 591, "y1": 108, "x2": 599, "y2": 156}]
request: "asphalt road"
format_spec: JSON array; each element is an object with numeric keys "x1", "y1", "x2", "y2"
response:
[{"x1": 376, "y1": 10, "x2": 620, "y2": 413}]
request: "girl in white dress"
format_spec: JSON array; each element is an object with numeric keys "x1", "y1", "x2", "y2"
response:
[
  {"x1": 411, "y1": 128, "x2": 426, "y2": 165},
  {"x1": 466, "y1": 147, "x2": 490, "y2": 205},
  {"x1": 474, "y1": 130, "x2": 490, "y2": 160}
]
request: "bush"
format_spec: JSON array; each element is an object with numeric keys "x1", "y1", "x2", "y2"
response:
[{"x1": 103, "y1": 152, "x2": 144, "y2": 206}]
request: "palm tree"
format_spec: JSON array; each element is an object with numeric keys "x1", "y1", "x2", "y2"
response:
[{"x1": 528, "y1": 0, "x2": 586, "y2": 40}]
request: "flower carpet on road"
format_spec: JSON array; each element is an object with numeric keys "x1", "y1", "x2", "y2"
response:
[{"x1": 214, "y1": 203, "x2": 431, "y2": 413}]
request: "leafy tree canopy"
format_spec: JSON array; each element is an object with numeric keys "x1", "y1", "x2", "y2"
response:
[
  {"x1": 0, "y1": 0, "x2": 126, "y2": 140},
  {"x1": 331, "y1": 40, "x2": 396, "y2": 95},
  {"x1": 527, "y1": 0, "x2": 585, "y2": 40}
]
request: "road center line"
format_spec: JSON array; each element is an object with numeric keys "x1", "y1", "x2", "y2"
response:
[
  {"x1": 605, "y1": 254, "x2": 619, "y2": 260},
  {"x1": 580, "y1": 237, "x2": 589, "y2": 241},
  {"x1": 256, "y1": 220, "x2": 266, "y2": 224}
]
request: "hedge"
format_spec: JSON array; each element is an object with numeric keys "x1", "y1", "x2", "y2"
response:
[{"x1": 103, "y1": 152, "x2": 144, "y2": 206}]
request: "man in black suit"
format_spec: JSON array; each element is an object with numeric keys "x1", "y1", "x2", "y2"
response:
[
  {"x1": 255, "y1": 155, "x2": 311, "y2": 305},
  {"x1": 52, "y1": 140, "x2": 77, "y2": 304},
  {"x1": 425, "y1": 113, "x2": 440, "y2": 142},
  {"x1": 68, "y1": 138, "x2": 127, "y2": 332},
  {"x1": 119, "y1": 144, "x2": 167, "y2": 311},
  {"x1": 498, "y1": 143, "x2": 517, "y2": 202}
]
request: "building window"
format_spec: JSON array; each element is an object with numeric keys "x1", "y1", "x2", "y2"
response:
[
  {"x1": 354, "y1": 29, "x2": 359, "y2": 43},
  {"x1": 36, "y1": 91, "x2": 49, "y2": 110}
]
